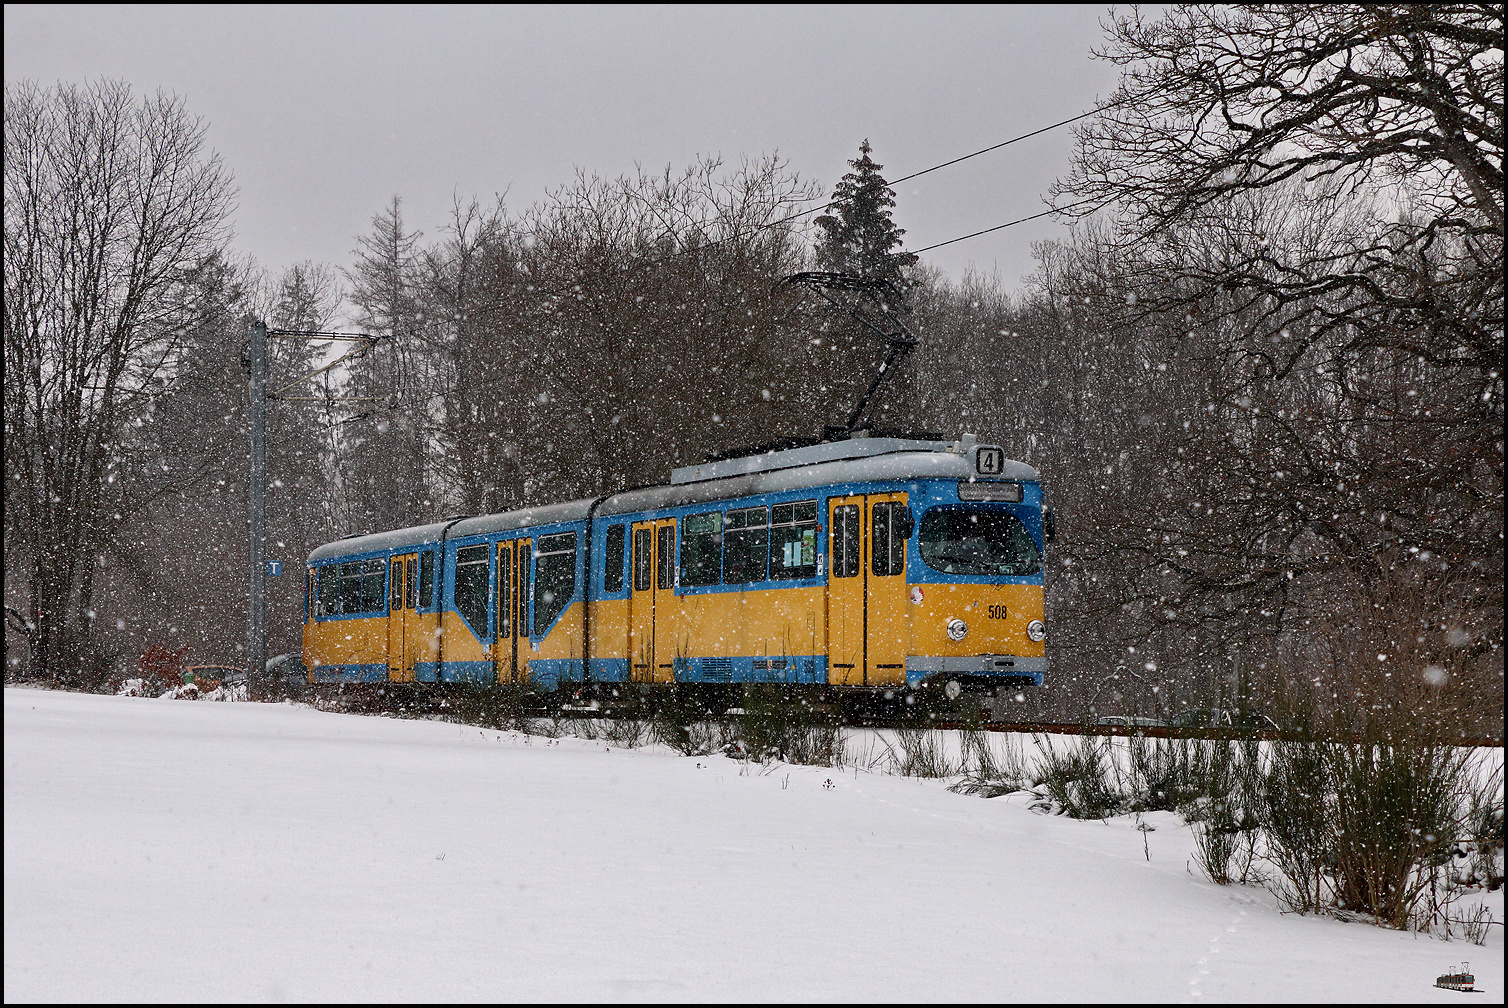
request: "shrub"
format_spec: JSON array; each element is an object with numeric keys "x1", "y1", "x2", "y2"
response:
[
  {"x1": 448, "y1": 683, "x2": 533, "y2": 731},
  {"x1": 950, "y1": 730, "x2": 1031, "y2": 797},
  {"x1": 1261, "y1": 738, "x2": 1334, "y2": 911},
  {"x1": 891, "y1": 729, "x2": 954, "y2": 778},
  {"x1": 1032, "y1": 736, "x2": 1123, "y2": 819},
  {"x1": 734, "y1": 686, "x2": 843, "y2": 766},
  {"x1": 1461, "y1": 768, "x2": 1504, "y2": 893},
  {"x1": 1126, "y1": 737, "x2": 1216, "y2": 813},
  {"x1": 652, "y1": 686, "x2": 728, "y2": 756},
  {"x1": 1325, "y1": 731, "x2": 1472, "y2": 928},
  {"x1": 603, "y1": 716, "x2": 649, "y2": 748}
]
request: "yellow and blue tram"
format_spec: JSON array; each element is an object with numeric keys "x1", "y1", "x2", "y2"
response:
[{"x1": 302, "y1": 433, "x2": 1051, "y2": 702}]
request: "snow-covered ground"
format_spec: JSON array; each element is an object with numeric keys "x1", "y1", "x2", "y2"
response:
[{"x1": 5, "y1": 687, "x2": 1501, "y2": 1003}]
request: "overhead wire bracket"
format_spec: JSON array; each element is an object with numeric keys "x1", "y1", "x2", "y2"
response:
[
  {"x1": 782, "y1": 272, "x2": 920, "y2": 433},
  {"x1": 265, "y1": 329, "x2": 381, "y2": 401}
]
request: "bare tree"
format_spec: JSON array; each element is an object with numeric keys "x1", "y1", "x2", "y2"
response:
[
  {"x1": 1055, "y1": 3, "x2": 1501, "y2": 400},
  {"x1": 3, "y1": 79, "x2": 234, "y2": 682},
  {"x1": 1031, "y1": 4, "x2": 1504, "y2": 729},
  {"x1": 83, "y1": 257, "x2": 346, "y2": 671},
  {"x1": 427, "y1": 156, "x2": 820, "y2": 504}
]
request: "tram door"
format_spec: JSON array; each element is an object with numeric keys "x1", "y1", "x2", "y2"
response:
[
  {"x1": 653, "y1": 520, "x2": 677, "y2": 683},
  {"x1": 827, "y1": 499, "x2": 864, "y2": 685},
  {"x1": 494, "y1": 541, "x2": 522, "y2": 683},
  {"x1": 629, "y1": 519, "x2": 676, "y2": 683},
  {"x1": 515, "y1": 538, "x2": 531, "y2": 683},
  {"x1": 826, "y1": 494, "x2": 909, "y2": 686},
  {"x1": 865, "y1": 493, "x2": 909, "y2": 687},
  {"x1": 387, "y1": 553, "x2": 420, "y2": 682}
]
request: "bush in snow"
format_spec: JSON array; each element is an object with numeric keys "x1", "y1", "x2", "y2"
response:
[
  {"x1": 888, "y1": 728, "x2": 955, "y2": 779},
  {"x1": 1261, "y1": 738, "x2": 1333, "y2": 913},
  {"x1": 1460, "y1": 771, "x2": 1504, "y2": 895},
  {"x1": 652, "y1": 686, "x2": 727, "y2": 756},
  {"x1": 603, "y1": 716, "x2": 650, "y2": 749},
  {"x1": 1178, "y1": 740, "x2": 1264, "y2": 885},
  {"x1": 734, "y1": 686, "x2": 844, "y2": 767},
  {"x1": 447, "y1": 683, "x2": 534, "y2": 731},
  {"x1": 1324, "y1": 729, "x2": 1475, "y2": 930},
  {"x1": 1031, "y1": 735, "x2": 1124, "y2": 820},
  {"x1": 950, "y1": 728, "x2": 1033, "y2": 797}
]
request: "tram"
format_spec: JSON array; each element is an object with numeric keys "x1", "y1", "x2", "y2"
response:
[{"x1": 302, "y1": 432, "x2": 1051, "y2": 706}]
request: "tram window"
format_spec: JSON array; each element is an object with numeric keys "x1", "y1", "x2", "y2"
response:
[
  {"x1": 338, "y1": 561, "x2": 363, "y2": 614},
  {"x1": 723, "y1": 506, "x2": 768, "y2": 584},
  {"x1": 498, "y1": 544, "x2": 511, "y2": 639},
  {"x1": 406, "y1": 555, "x2": 418, "y2": 609},
  {"x1": 390, "y1": 558, "x2": 403, "y2": 611},
  {"x1": 770, "y1": 500, "x2": 818, "y2": 580},
  {"x1": 305, "y1": 571, "x2": 314, "y2": 622},
  {"x1": 681, "y1": 511, "x2": 723, "y2": 587},
  {"x1": 919, "y1": 507, "x2": 1042, "y2": 576},
  {"x1": 454, "y1": 544, "x2": 491, "y2": 634},
  {"x1": 657, "y1": 525, "x2": 675, "y2": 590},
  {"x1": 633, "y1": 528, "x2": 653, "y2": 592},
  {"x1": 362, "y1": 557, "x2": 388, "y2": 612},
  {"x1": 317, "y1": 564, "x2": 339, "y2": 616},
  {"x1": 533, "y1": 532, "x2": 576, "y2": 635},
  {"x1": 518, "y1": 542, "x2": 530, "y2": 635},
  {"x1": 418, "y1": 550, "x2": 435, "y2": 610},
  {"x1": 832, "y1": 505, "x2": 861, "y2": 577},
  {"x1": 872, "y1": 503, "x2": 907, "y2": 576},
  {"x1": 604, "y1": 525, "x2": 626, "y2": 593}
]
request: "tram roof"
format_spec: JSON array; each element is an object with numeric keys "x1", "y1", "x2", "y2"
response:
[{"x1": 307, "y1": 435, "x2": 1038, "y2": 563}]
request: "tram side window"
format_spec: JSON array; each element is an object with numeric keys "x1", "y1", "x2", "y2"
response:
[
  {"x1": 361, "y1": 557, "x2": 388, "y2": 611},
  {"x1": 633, "y1": 527, "x2": 653, "y2": 591},
  {"x1": 723, "y1": 506, "x2": 768, "y2": 584},
  {"x1": 604, "y1": 524, "x2": 626, "y2": 593},
  {"x1": 872, "y1": 502, "x2": 907, "y2": 576},
  {"x1": 418, "y1": 550, "x2": 435, "y2": 610},
  {"x1": 680, "y1": 511, "x2": 722, "y2": 587},
  {"x1": 454, "y1": 545, "x2": 490, "y2": 634},
  {"x1": 657, "y1": 525, "x2": 675, "y2": 590},
  {"x1": 498, "y1": 544, "x2": 511, "y2": 639},
  {"x1": 770, "y1": 500, "x2": 818, "y2": 580},
  {"x1": 305, "y1": 570, "x2": 314, "y2": 622},
  {"x1": 318, "y1": 564, "x2": 339, "y2": 615},
  {"x1": 339, "y1": 561, "x2": 364, "y2": 614},
  {"x1": 832, "y1": 505, "x2": 861, "y2": 577},
  {"x1": 518, "y1": 542, "x2": 530, "y2": 635},
  {"x1": 533, "y1": 532, "x2": 577, "y2": 635}
]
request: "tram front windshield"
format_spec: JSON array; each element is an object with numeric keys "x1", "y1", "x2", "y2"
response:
[{"x1": 919, "y1": 507, "x2": 1041, "y2": 576}]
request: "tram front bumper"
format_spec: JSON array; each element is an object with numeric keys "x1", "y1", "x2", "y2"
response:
[{"x1": 905, "y1": 655, "x2": 1046, "y2": 690}]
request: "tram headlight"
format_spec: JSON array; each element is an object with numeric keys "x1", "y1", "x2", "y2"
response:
[
  {"x1": 946, "y1": 618, "x2": 968, "y2": 641},
  {"x1": 1026, "y1": 619, "x2": 1047, "y2": 642}
]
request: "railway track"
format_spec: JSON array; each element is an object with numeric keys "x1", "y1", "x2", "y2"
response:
[
  {"x1": 296, "y1": 685, "x2": 1502, "y2": 748},
  {"x1": 918, "y1": 721, "x2": 1504, "y2": 748}
]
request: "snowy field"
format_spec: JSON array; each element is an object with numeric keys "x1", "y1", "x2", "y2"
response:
[{"x1": 5, "y1": 687, "x2": 1501, "y2": 1004}]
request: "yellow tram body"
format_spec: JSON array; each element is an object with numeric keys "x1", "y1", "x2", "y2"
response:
[{"x1": 303, "y1": 434, "x2": 1051, "y2": 699}]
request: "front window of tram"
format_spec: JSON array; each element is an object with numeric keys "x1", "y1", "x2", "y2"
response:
[{"x1": 919, "y1": 508, "x2": 1042, "y2": 576}]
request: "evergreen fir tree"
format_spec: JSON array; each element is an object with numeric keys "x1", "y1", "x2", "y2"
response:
[{"x1": 813, "y1": 140, "x2": 918, "y2": 307}]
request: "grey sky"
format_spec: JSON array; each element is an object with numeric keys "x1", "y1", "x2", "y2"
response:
[{"x1": 6, "y1": 4, "x2": 1122, "y2": 289}]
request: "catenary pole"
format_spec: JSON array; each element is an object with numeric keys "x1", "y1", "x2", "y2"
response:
[
  {"x1": 246, "y1": 317, "x2": 268, "y2": 686},
  {"x1": 241, "y1": 323, "x2": 379, "y2": 689}
]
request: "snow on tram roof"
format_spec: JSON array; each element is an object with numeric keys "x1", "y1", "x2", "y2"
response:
[{"x1": 307, "y1": 435, "x2": 1037, "y2": 563}]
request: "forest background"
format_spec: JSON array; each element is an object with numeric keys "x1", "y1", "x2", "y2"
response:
[{"x1": 4, "y1": 4, "x2": 1501, "y2": 735}]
